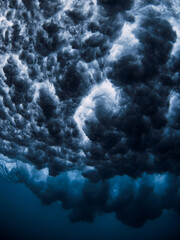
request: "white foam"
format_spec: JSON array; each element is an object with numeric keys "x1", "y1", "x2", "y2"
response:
[{"x1": 74, "y1": 80, "x2": 120, "y2": 143}]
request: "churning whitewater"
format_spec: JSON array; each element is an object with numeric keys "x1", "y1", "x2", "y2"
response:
[{"x1": 0, "y1": 0, "x2": 179, "y2": 226}]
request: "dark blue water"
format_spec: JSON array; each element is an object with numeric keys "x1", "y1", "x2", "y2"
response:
[{"x1": 0, "y1": 178, "x2": 180, "y2": 240}]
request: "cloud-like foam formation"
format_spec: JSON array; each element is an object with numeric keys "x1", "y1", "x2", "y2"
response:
[{"x1": 0, "y1": 0, "x2": 180, "y2": 227}]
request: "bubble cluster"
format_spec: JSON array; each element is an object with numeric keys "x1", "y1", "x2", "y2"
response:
[{"x1": 0, "y1": 0, "x2": 179, "y2": 226}]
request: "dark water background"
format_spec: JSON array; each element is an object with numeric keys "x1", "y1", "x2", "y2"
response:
[{"x1": 0, "y1": 178, "x2": 180, "y2": 240}]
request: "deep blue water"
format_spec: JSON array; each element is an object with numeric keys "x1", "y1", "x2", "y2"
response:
[{"x1": 0, "y1": 178, "x2": 180, "y2": 240}]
